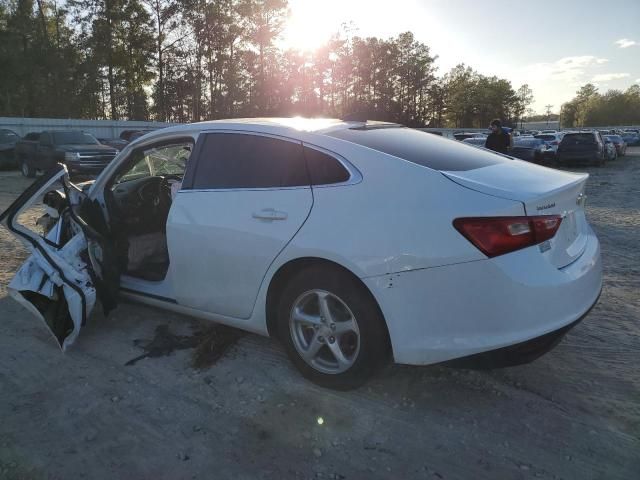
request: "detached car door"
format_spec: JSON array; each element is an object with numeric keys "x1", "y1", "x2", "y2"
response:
[
  {"x1": 0, "y1": 164, "x2": 119, "y2": 350},
  {"x1": 166, "y1": 131, "x2": 313, "y2": 319}
]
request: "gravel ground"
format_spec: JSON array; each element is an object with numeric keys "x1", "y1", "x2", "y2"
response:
[{"x1": 1, "y1": 151, "x2": 639, "y2": 480}]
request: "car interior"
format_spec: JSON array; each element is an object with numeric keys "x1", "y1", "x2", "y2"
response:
[{"x1": 103, "y1": 140, "x2": 193, "y2": 281}]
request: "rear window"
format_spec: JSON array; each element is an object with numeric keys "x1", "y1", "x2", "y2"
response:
[
  {"x1": 514, "y1": 139, "x2": 542, "y2": 147},
  {"x1": 561, "y1": 133, "x2": 595, "y2": 144},
  {"x1": 535, "y1": 135, "x2": 556, "y2": 141},
  {"x1": 327, "y1": 127, "x2": 510, "y2": 171}
]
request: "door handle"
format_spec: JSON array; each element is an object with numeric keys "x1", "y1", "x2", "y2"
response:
[{"x1": 252, "y1": 208, "x2": 288, "y2": 221}]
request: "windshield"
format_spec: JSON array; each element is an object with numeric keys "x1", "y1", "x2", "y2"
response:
[
  {"x1": 53, "y1": 131, "x2": 99, "y2": 145},
  {"x1": 115, "y1": 143, "x2": 192, "y2": 184},
  {"x1": 0, "y1": 132, "x2": 19, "y2": 143}
]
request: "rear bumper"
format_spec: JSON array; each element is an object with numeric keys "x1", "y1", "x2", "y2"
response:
[
  {"x1": 557, "y1": 152, "x2": 599, "y2": 162},
  {"x1": 364, "y1": 226, "x2": 602, "y2": 365},
  {"x1": 442, "y1": 289, "x2": 600, "y2": 369}
]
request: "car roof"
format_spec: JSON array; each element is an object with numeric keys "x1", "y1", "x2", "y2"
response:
[
  {"x1": 43, "y1": 129, "x2": 91, "y2": 133},
  {"x1": 137, "y1": 117, "x2": 400, "y2": 142}
]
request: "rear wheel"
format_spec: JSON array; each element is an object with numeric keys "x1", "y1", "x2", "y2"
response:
[
  {"x1": 20, "y1": 158, "x2": 36, "y2": 178},
  {"x1": 276, "y1": 265, "x2": 390, "y2": 390}
]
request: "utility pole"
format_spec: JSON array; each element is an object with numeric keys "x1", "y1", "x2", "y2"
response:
[{"x1": 545, "y1": 104, "x2": 553, "y2": 127}]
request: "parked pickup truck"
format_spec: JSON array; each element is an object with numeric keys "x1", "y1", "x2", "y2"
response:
[{"x1": 15, "y1": 130, "x2": 119, "y2": 177}]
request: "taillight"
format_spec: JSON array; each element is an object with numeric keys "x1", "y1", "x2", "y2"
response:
[{"x1": 453, "y1": 215, "x2": 563, "y2": 258}]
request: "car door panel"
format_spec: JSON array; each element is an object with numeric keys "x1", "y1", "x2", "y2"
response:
[
  {"x1": 0, "y1": 164, "x2": 118, "y2": 349},
  {"x1": 0, "y1": 166, "x2": 95, "y2": 349},
  {"x1": 167, "y1": 187, "x2": 312, "y2": 319},
  {"x1": 166, "y1": 131, "x2": 313, "y2": 319}
]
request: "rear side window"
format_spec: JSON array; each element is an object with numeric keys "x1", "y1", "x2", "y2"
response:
[
  {"x1": 192, "y1": 133, "x2": 309, "y2": 189},
  {"x1": 303, "y1": 146, "x2": 350, "y2": 185},
  {"x1": 327, "y1": 127, "x2": 510, "y2": 171}
]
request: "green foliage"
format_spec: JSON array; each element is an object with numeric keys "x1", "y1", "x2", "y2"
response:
[
  {"x1": 0, "y1": 0, "x2": 537, "y2": 125},
  {"x1": 442, "y1": 64, "x2": 520, "y2": 128},
  {"x1": 561, "y1": 83, "x2": 640, "y2": 127}
]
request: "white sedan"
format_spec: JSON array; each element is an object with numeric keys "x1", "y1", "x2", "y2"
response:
[{"x1": 1, "y1": 118, "x2": 602, "y2": 390}]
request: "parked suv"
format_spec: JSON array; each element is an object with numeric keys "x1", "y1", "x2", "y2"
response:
[
  {"x1": 0, "y1": 129, "x2": 20, "y2": 168},
  {"x1": 557, "y1": 132, "x2": 606, "y2": 166},
  {"x1": 15, "y1": 130, "x2": 118, "y2": 177}
]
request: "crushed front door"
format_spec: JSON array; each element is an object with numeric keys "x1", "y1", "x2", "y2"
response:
[{"x1": 0, "y1": 164, "x2": 118, "y2": 350}]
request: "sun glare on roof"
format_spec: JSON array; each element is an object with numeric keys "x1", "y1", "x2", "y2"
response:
[{"x1": 277, "y1": 117, "x2": 339, "y2": 132}]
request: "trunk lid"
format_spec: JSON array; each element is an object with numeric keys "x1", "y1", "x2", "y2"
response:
[{"x1": 442, "y1": 160, "x2": 589, "y2": 268}]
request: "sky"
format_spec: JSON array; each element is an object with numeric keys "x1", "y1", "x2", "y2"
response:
[{"x1": 280, "y1": 0, "x2": 640, "y2": 113}]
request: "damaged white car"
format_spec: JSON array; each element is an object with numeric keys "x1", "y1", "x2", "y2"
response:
[{"x1": 1, "y1": 118, "x2": 602, "y2": 390}]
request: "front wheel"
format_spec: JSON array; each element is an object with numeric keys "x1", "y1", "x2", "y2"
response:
[
  {"x1": 20, "y1": 158, "x2": 36, "y2": 178},
  {"x1": 276, "y1": 266, "x2": 390, "y2": 390}
]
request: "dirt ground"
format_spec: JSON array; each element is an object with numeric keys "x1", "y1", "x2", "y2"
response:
[{"x1": 1, "y1": 150, "x2": 639, "y2": 480}]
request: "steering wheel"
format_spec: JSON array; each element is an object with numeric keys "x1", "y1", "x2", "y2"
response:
[{"x1": 137, "y1": 177, "x2": 172, "y2": 220}]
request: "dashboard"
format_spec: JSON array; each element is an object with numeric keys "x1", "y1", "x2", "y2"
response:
[{"x1": 109, "y1": 175, "x2": 181, "y2": 233}]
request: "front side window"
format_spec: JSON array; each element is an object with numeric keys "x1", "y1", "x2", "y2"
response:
[
  {"x1": 115, "y1": 142, "x2": 192, "y2": 184},
  {"x1": 53, "y1": 132, "x2": 99, "y2": 145},
  {"x1": 192, "y1": 133, "x2": 308, "y2": 189}
]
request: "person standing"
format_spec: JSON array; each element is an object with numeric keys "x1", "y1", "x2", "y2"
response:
[{"x1": 485, "y1": 119, "x2": 510, "y2": 154}]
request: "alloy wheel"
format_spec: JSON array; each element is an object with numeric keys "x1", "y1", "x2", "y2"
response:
[{"x1": 289, "y1": 289, "x2": 360, "y2": 374}]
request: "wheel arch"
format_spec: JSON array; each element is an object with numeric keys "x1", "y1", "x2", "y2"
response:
[{"x1": 265, "y1": 257, "x2": 391, "y2": 346}]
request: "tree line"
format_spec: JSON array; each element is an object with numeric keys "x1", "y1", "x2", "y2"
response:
[
  {"x1": 561, "y1": 83, "x2": 640, "y2": 128},
  {"x1": 3, "y1": 0, "x2": 541, "y2": 127}
]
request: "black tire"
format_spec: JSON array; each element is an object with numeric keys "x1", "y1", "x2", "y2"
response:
[
  {"x1": 20, "y1": 158, "x2": 36, "y2": 178},
  {"x1": 276, "y1": 265, "x2": 390, "y2": 390}
]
